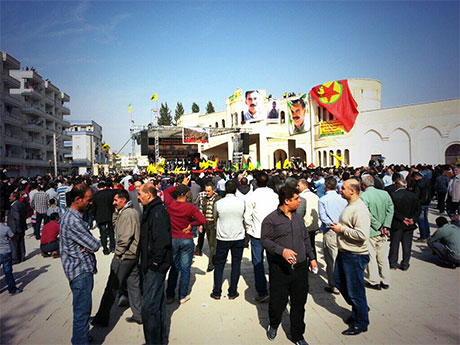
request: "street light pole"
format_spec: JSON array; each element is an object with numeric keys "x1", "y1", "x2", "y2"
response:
[{"x1": 53, "y1": 133, "x2": 58, "y2": 176}]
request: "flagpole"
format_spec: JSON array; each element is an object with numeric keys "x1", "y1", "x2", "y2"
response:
[{"x1": 131, "y1": 106, "x2": 135, "y2": 157}]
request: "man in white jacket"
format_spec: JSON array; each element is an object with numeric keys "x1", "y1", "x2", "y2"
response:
[
  {"x1": 210, "y1": 180, "x2": 245, "y2": 300},
  {"x1": 243, "y1": 172, "x2": 278, "y2": 302}
]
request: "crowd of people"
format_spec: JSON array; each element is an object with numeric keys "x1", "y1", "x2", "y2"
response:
[{"x1": 0, "y1": 162, "x2": 459, "y2": 345}]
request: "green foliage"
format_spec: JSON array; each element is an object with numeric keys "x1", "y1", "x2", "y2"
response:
[
  {"x1": 192, "y1": 102, "x2": 200, "y2": 113},
  {"x1": 206, "y1": 101, "x2": 215, "y2": 114},
  {"x1": 174, "y1": 102, "x2": 185, "y2": 125},
  {"x1": 158, "y1": 102, "x2": 172, "y2": 126}
]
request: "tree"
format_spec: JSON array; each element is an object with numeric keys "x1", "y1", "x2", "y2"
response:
[
  {"x1": 206, "y1": 101, "x2": 215, "y2": 114},
  {"x1": 158, "y1": 102, "x2": 172, "y2": 126},
  {"x1": 192, "y1": 102, "x2": 200, "y2": 113},
  {"x1": 174, "y1": 102, "x2": 184, "y2": 125}
]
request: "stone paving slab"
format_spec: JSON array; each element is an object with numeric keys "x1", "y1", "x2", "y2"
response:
[{"x1": 1, "y1": 207, "x2": 459, "y2": 345}]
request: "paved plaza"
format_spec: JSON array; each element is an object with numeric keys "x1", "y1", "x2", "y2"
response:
[{"x1": 1, "y1": 207, "x2": 459, "y2": 345}]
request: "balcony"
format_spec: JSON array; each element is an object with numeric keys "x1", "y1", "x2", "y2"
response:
[
  {"x1": 2, "y1": 112, "x2": 23, "y2": 126},
  {"x1": 58, "y1": 103, "x2": 71, "y2": 115},
  {"x1": 3, "y1": 155, "x2": 26, "y2": 165},
  {"x1": 43, "y1": 93, "x2": 54, "y2": 105},
  {"x1": 4, "y1": 134, "x2": 23, "y2": 146},
  {"x1": 23, "y1": 139, "x2": 45, "y2": 150},
  {"x1": 3, "y1": 72, "x2": 21, "y2": 88},
  {"x1": 1, "y1": 92, "x2": 23, "y2": 108},
  {"x1": 23, "y1": 121, "x2": 44, "y2": 133},
  {"x1": 21, "y1": 88, "x2": 44, "y2": 101}
]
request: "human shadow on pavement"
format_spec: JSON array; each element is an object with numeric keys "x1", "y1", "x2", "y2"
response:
[
  {"x1": 89, "y1": 300, "x2": 127, "y2": 345},
  {"x1": 25, "y1": 247, "x2": 42, "y2": 260},
  {"x1": 411, "y1": 244, "x2": 439, "y2": 264},
  {"x1": 0, "y1": 264, "x2": 51, "y2": 292}
]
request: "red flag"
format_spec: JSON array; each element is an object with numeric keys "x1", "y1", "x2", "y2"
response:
[{"x1": 309, "y1": 80, "x2": 358, "y2": 132}]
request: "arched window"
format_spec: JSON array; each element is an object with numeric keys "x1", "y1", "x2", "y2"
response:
[
  {"x1": 329, "y1": 150, "x2": 334, "y2": 166},
  {"x1": 222, "y1": 119, "x2": 225, "y2": 128},
  {"x1": 317, "y1": 106, "x2": 322, "y2": 123},
  {"x1": 344, "y1": 149, "x2": 350, "y2": 166},
  {"x1": 280, "y1": 111, "x2": 285, "y2": 124},
  {"x1": 323, "y1": 151, "x2": 327, "y2": 167},
  {"x1": 329, "y1": 112, "x2": 334, "y2": 121},
  {"x1": 336, "y1": 149, "x2": 342, "y2": 166},
  {"x1": 241, "y1": 111, "x2": 245, "y2": 124},
  {"x1": 215, "y1": 122, "x2": 218, "y2": 128},
  {"x1": 318, "y1": 151, "x2": 322, "y2": 166}
]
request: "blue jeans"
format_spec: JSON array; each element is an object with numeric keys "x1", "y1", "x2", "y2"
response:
[
  {"x1": 142, "y1": 269, "x2": 168, "y2": 345},
  {"x1": 0, "y1": 252, "x2": 17, "y2": 292},
  {"x1": 213, "y1": 239, "x2": 244, "y2": 297},
  {"x1": 69, "y1": 272, "x2": 93, "y2": 345},
  {"x1": 334, "y1": 251, "x2": 370, "y2": 329},
  {"x1": 250, "y1": 236, "x2": 268, "y2": 297},
  {"x1": 166, "y1": 238, "x2": 194, "y2": 300},
  {"x1": 418, "y1": 205, "x2": 430, "y2": 239}
]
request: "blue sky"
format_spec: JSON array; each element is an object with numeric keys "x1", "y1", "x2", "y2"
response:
[{"x1": 2, "y1": 0, "x2": 459, "y2": 153}]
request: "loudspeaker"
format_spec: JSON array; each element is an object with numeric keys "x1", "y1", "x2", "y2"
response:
[
  {"x1": 140, "y1": 130, "x2": 149, "y2": 155},
  {"x1": 241, "y1": 133, "x2": 249, "y2": 154}
]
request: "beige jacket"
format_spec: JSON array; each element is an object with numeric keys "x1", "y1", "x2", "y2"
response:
[{"x1": 113, "y1": 201, "x2": 140, "y2": 260}]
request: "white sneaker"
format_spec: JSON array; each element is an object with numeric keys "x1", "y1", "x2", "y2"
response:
[{"x1": 179, "y1": 295, "x2": 191, "y2": 304}]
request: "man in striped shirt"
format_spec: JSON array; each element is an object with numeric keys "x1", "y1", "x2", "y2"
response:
[
  {"x1": 60, "y1": 184, "x2": 101, "y2": 345},
  {"x1": 31, "y1": 184, "x2": 49, "y2": 240}
]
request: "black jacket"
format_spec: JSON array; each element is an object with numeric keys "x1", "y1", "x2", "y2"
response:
[
  {"x1": 139, "y1": 197, "x2": 172, "y2": 274},
  {"x1": 390, "y1": 189, "x2": 421, "y2": 231},
  {"x1": 7, "y1": 200, "x2": 27, "y2": 233},
  {"x1": 91, "y1": 189, "x2": 117, "y2": 224},
  {"x1": 414, "y1": 178, "x2": 432, "y2": 206}
]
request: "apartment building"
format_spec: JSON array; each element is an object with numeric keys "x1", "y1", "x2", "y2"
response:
[
  {"x1": 66, "y1": 120, "x2": 105, "y2": 175},
  {"x1": 0, "y1": 51, "x2": 72, "y2": 176}
]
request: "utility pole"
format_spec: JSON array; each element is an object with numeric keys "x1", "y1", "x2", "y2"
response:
[{"x1": 53, "y1": 133, "x2": 58, "y2": 176}]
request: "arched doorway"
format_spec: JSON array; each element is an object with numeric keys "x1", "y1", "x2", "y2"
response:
[
  {"x1": 293, "y1": 148, "x2": 307, "y2": 163},
  {"x1": 445, "y1": 144, "x2": 460, "y2": 164},
  {"x1": 274, "y1": 149, "x2": 287, "y2": 167}
]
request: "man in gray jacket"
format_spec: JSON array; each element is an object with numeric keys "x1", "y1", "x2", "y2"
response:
[{"x1": 91, "y1": 190, "x2": 142, "y2": 327}]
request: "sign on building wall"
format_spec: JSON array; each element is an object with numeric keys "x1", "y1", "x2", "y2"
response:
[
  {"x1": 183, "y1": 127, "x2": 209, "y2": 144},
  {"x1": 319, "y1": 120, "x2": 345, "y2": 137},
  {"x1": 288, "y1": 95, "x2": 309, "y2": 135},
  {"x1": 243, "y1": 89, "x2": 266, "y2": 123},
  {"x1": 73, "y1": 135, "x2": 91, "y2": 162}
]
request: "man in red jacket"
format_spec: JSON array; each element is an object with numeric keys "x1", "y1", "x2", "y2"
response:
[
  {"x1": 164, "y1": 177, "x2": 206, "y2": 304},
  {"x1": 40, "y1": 212, "x2": 60, "y2": 257}
]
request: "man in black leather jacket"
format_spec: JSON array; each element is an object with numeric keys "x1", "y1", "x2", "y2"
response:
[{"x1": 138, "y1": 183, "x2": 172, "y2": 345}]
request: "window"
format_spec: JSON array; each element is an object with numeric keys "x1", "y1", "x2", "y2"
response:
[
  {"x1": 317, "y1": 106, "x2": 321, "y2": 123},
  {"x1": 222, "y1": 119, "x2": 225, "y2": 128},
  {"x1": 322, "y1": 108, "x2": 328, "y2": 122},
  {"x1": 329, "y1": 112, "x2": 334, "y2": 121},
  {"x1": 329, "y1": 150, "x2": 334, "y2": 166},
  {"x1": 280, "y1": 111, "x2": 285, "y2": 124},
  {"x1": 344, "y1": 149, "x2": 350, "y2": 165},
  {"x1": 215, "y1": 122, "x2": 218, "y2": 128},
  {"x1": 323, "y1": 151, "x2": 327, "y2": 167},
  {"x1": 336, "y1": 149, "x2": 342, "y2": 166},
  {"x1": 241, "y1": 111, "x2": 245, "y2": 124},
  {"x1": 318, "y1": 151, "x2": 322, "y2": 166}
]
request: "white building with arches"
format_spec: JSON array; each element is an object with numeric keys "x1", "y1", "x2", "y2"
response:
[{"x1": 178, "y1": 79, "x2": 459, "y2": 168}]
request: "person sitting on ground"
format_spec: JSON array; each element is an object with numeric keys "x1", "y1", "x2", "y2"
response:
[
  {"x1": 40, "y1": 212, "x2": 60, "y2": 258},
  {"x1": 427, "y1": 216, "x2": 460, "y2": 268}
]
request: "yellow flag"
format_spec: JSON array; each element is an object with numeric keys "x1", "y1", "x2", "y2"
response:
[
  {"x1": 248, "y1": 161, "x2": 255, "y2": 171},
  {"x1": 283, "y1": 159, "x2": 291, "y2": 169},
  {"x1": 275, "y1": 161, "x2": 281, "y2": 169},
  {"x1": 102, "y1": 143, "x2": 110, "y2": 151},
  {"x1": 208, "y1": 159, "x2": 217, "y2": 168},
  {"x1": 150, "y1": 94, "x2": 158, "y2": 101},
  {"x1": 128, "y1": 104, "x2": 132, "y2": 113}
]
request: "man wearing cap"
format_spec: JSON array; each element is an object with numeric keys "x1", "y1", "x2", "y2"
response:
[
  {"x1": 164, "y1": 178, "x2": 206, "y2": 304},
  {"x1": 289, "y1": 98, "x2": 307, "y2": 135}
]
